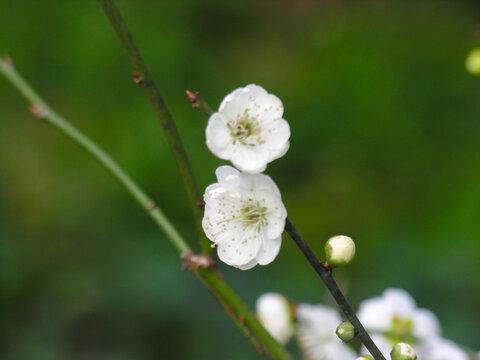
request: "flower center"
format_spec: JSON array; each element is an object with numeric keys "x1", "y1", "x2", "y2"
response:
[
  {"x1": 391, "y1": 316, "x2": 413, "y2": 335},
  {"x1": 228, "y1": 116, "x2": 263, "y2": 146}
]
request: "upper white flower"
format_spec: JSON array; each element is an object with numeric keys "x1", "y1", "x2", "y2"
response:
[
  {"x1": 256, "y1": 293, "x2": 294, "y2": 344},
  {"x1": 206, "y1": 84, "x2": 290, "y2": 173},
  {"x1": 202, "y1": 165, "x2": 287, "y2": 270},
  {"x1": 416, "y1": 337, "x2": 469, "y2": 360},
  {"x1": 296, "y1": 304, "x2": 358, "y2": 360},
  {"x1": 357, "y1": 288, "x2": 441, "y2": 341}
]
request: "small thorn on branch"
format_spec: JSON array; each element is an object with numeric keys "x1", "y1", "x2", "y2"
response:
[
  {"x1": 1, "y1": 54, "x2": 12, "y2": 67},
  {"x1": 145, "y1": 201, "x2": 155, "y2": 210},
  {"x1": 29, "y1": 105, "x2": 46, "y2": 118},
  {"x1": 181, "y1": 251, "x2": 215, "y2": 271},
  {"x1": 133, "y1": 71, "x2": 143, "y2": 84}
]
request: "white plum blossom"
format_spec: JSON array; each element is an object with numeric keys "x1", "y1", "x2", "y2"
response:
[
  {"x1": 202, "y1": 166, "x2": 287, "y2": 269},
  {"x1": 358, "y1": 288, "x2": 441, "y2": 339},
  {"x1": 416, "y1": 337, "x2": 469, "y2": 360},
  {"x1": 206, "y1": 84, "x2": 290, "y2": 173},
  {"x1": 357, "y1": 288, "x2": 441, "y2": 357},
  {"x1": 296, "y1": 304, "x2": 357, "y2": 360},
  {"x1": 256, "y1": 293, "x2": 293, "y2": 344}
]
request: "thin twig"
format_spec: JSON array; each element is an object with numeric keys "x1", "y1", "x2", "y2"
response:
[
  {"x1": 0, "y1": 58, "x2": 293, "y2": 360},
  {"x1": 285, "y1": 219, "x2": 386, "y2": 360},
  {"x1": 97, "y1": 0, "x2": 210, "y2": 253}
]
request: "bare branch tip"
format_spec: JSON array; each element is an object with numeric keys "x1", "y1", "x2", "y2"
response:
[{"x1": 185, "y1": 89, "x2": 200, "y2": 108}]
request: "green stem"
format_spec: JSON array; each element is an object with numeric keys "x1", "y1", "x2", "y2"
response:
[
  {"x1": 0, "y1": 57, "x2": 188, "y2": 253},
  {"x1": 0, "y1": 58, "x2": 292, "y2": 360},
  {"x1": 97, "y1": 0, "x2": 210, "y2": 253}
]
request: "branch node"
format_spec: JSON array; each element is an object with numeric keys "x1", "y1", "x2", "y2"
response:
[
  {"x1": 181, "y1": 251, "x2": 215, "y2": 271},
  {"x1": 132, "y1": 71, "x2": 143, "y2": 84},
  {"x1": 320, "y1": 261, "x2": 334, "y2": 274}
]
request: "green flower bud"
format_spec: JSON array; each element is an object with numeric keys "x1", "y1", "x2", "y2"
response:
[
  {"x1": 356, "y1": 356, "x2": 374, "y2": 360},
  {"x1": 391, "y1": 342, "x2": 417, "y2": 360},
  {"x1": 466, "y1": 47, "x2": 480, "y2": 76},
  {"x1": 325, "y1": 235, "x2": 355, "y2": 267},
  {"x1": 336, "y1": 321, "x2": 355, "y2": 342}
]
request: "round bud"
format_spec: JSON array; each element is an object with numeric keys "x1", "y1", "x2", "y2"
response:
[
  {"x1": 466, "y1": 47, "x2": 480, "y2": 76},
  {"x1": 356, "y1": 356, "x2": 374, "y2": 360},
  {"x1": 336, "y1": 321, "x2": 355, "y2": 342},
  {"x1": 325, "y1": 235, "x2": 355, "y2": 267},
  {"x1": 391, "y1": 342, "x2": 417, "y2": 360}
]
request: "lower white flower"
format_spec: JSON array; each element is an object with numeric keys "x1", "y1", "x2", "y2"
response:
[
  {"x1": 206, "y1": 84, "x2": 290, "y2": 173},
  {"x1": 202, "y1": 166, "x2": 287, "y2": 270},
  {"x1": 357, "y1": 288, "x2": 441, "y2": 340},
  {"x1": 256, "y1": 293, "x2": 293, "y2": 344},
  {"x1": 416, "y1": 337, "x2": 468, "y2": 360},
  {"x1": 296, "y1": 304, "x2": 357, "y2": 360}
]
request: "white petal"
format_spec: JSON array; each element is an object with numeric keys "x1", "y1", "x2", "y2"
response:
[
  {"x1": 383, "y1": 288, "x2": 416, "y2": 318},
  {"x1": 262, "y1": 119, "x2": 291, "y2": 153},
  {"x1": 256, "y1": 236, "x2": 282, "y2": 265},
  {"x1": 357, "y1": 296, "x2": 395, "y2": 331},
  {"x1": 245, "y1": 84, "x2": 268, "y2": 97},
  {"x1": 238, "y1": 258, "x2": 258, "y2": 270},
  {"x1": 231, "y1": 146, "x2": 267, "y2": 173},
  {"x1": 219, "y1": 89, "x2": 252, "y2": 120},
  {"x1": 216, "y1": 227, "x2": 261, "y2": 266},
  {"x1": 417, "y1": 337, "x2": 468, "y2": 360},
  {"x1": 266, "y1": 214, "x2": 286, "y2": 239},
  {"x1": 254, "y1": 97, "x2": 284, "y2": 124},
  {"x1": 413, "y1": 308, "x2": 441, "y2": 338},
  {"x1": 215, "y1": 165, "x2": 240, "y2": 183},
  {"x1": 205, "y1": 113, "x2": 231, "y2": 159}
]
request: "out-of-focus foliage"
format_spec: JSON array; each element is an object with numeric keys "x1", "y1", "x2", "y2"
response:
[{"x1": 1, "y1": 1, "x2": 480, "y2": 359}]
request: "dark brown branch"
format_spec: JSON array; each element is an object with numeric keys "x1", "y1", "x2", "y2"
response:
[
  {"x1": 285, "y1": 219, "x2": 386, "y2": 360},
  {"x1": 97, "y1": 0, "x2": 210, "y2": 253}
]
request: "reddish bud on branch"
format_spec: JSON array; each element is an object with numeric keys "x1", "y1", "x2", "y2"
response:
[{"x1": 132, "y1": 71, "x2": 143, "y2": 84}]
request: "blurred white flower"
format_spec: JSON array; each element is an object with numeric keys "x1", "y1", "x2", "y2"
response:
[
  {"x1": 206, "y1": 84, "x2": 290, "y2": 173},
  {"x1": 256, "y1": 293, "x2": 293, "y2": 344},
  {"x1": 202, "y1": 166, "x2": 287, "y2": 269},
  {"x1": 416, "y1": 337, "x2": 468, "y2": 360},
  {"x1": 357, "y1": 288, "x2": 441, "y2": 340},
  {"x1": 296, "y1": 304, "x2": 357, "y2": 360}
]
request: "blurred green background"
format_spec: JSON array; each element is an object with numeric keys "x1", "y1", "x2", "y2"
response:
[{"x1": 1, "y1": 1, "x2": 480, "y2": 359}]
